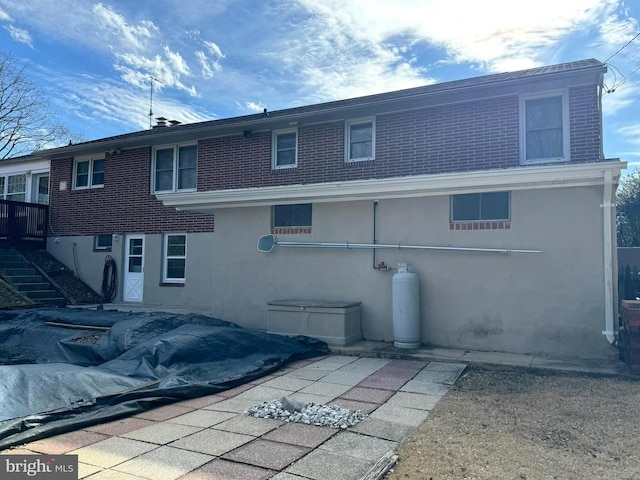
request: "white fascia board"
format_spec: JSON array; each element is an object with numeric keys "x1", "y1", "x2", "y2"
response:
[{"x1": 158, "y1": 160, "x2": 626, "y2": 212}]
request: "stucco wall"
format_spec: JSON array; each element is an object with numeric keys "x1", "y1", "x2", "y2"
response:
[
  {"x1": 47, "y1": 232, "x2": 215, "y2": 311},
  {"x1": 206, "y1": 185, "x2": 608, "y2": 358},
  {"x1": 46, "y1": 185, "x2": 610, "y2": 359}
]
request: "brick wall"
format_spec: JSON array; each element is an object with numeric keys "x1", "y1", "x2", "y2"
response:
[
  {"x1": 50, "y1": 146, "x2": 215, "y2": 236},
  {"x1": 51, "y1": 86, "x2": 602, "y2": 236},
  {"x1": 199, "y1": 89, "x2": 601, "y2": 192},
  {"x1": 569, "y1": 84, "x2": 602, "y2": 161}
]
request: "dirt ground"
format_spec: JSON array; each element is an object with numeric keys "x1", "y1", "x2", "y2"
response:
[{"x1": 386, "y1": 365, "x2": 640, "y2": 480}]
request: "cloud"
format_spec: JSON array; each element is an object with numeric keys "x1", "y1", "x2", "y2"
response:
[
  {"x1": 47, "y1": 71, "x2": 211, "y2": 136},
  {"x1": 195, "y1": 41, "x2": 225, "y2": 80},
  {"x1": 0, "y1": 7, "x2": 12, "y2": 21},
  {"x1": 92, "y1": 3, "x2": 157, "y2": 52},
  {"x1": 114, "y1": 47, "x2": 197, "y2": 96},
  {"x1": 618, "y1": 123, "x2": 640, "y2": 147},
  {"x1": 4, "y1": 25, "x2": 32, "y2": 47},
  {"x1": 244, "y1": 101, "x2": 266, "y2": 113}
]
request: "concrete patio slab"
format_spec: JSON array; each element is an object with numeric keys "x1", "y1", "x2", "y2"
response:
[
  {"x1": 318, "y1": 431, "x2": 397, "y2": 462},
  {"x1": 384, "y1": 390, "x2": 442, "y2": 410},
  {"x1": 369, "y1": 403, "x2": 431, "y2": 427},
  {"x1": 285, "y1": 449, "x2": 374, "y2": 480},
  {"x1": 70, "y1": 437, "x2": 158, "y2": 469},
  {"x1": 168, "y1": 429, "x2": 254, "y2": 456},
  {"x1": 112, "y1": 445, "x2": 212, "y2": 480},
  {"x1": 298, "y1": 380, "x2": 352, "y2": 398},
  {"x1": 262, "y1": 422, "x2": 339, "y2": 448},
  {"x1": 167, "y1": 409, "x2": 237, "y2": 428},
  {"x1": 179, "y1": 458, "x2": 275, "y2": 480},
  {"x1": 25, "y1": 430, "x2": 109, "y2": 455},
  {"x1": 222, "y1": 439, "x2": 311, "y2": 471},
  {"x1": 350, "y1": 417, "x2": 415, "y2": 442},
  {"x1": 214, "y1": 415, "x2": 283, "y2": 437},
  {"x1": 121, "y1": 422, "x2": 203, "y2": 444}
]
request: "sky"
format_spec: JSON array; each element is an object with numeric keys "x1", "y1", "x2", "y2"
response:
[{"x1": 0, "y1": 0, "x2": 639, "y2": 172}]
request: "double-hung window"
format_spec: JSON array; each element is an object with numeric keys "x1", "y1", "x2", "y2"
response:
[
  {"x1": 451, "y1": 192, "x2": 510, "y2": 222},
  {"x1": 345, "y1": 118, "x2": 375, "y2": 162},
  {"x1": 74, "y1": 157, "x2": 104, "y2": 189},
  {"x1": 163, "y1": 233, "x2": 187, "y2": 283},
  {"x1": 153, "y1": 144, "x2": 197, "y2": 193},
  {"x1": 5, "y1": 174, "x2": 26, "y2": 201},
  {"x1": 272, "y1": 129, "x2": 297, "y2": 169},
  {"x1": 520, "y1": 92, "x2": 569, "y2": 164}
]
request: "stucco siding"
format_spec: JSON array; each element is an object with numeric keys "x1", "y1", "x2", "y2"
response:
[{"x1": 206, "y1": 186, "x2": 607, "y2": 357}]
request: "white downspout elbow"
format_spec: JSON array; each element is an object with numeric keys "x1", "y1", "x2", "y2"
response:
[{"x1": 602, "y1": 170, "x2": 616, "y2": 344}]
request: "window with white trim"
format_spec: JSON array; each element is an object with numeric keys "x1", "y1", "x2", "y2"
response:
[
  {"x1": 451, "y1": 192, "x2": 510, "y2": 222},
  {"x1": 5, "y1": 174, "x2": 26, "y2": 201},
  {"x1": 272, "y1": 129, "x2": 297, "y2": 169},
  {"x1": 153, "y1": 144, "x2": 197, "y2": 193},
  {"x1": 73, "y1": 157, "x2": 104, "y2": 189},
  {"x1": 163, "y1": 233, "x2": 187, "y2": 283},
  {"x1": 520, "y1": 92, "x2": 569, "y2": 164},
  {"x1": 345, "y1": 118, "x2": 375, "y2": 162},
  {"x1": 93, "y1": 234, "x2": 112, "y2": 252}
]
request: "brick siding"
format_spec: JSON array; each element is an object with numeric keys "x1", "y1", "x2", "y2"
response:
[
  {"x1": 50, "y1": 146, "x2": 215, "y2": 236},
  {"x1": 51, "y1": 85, "x2": 601, "y2": 236}
]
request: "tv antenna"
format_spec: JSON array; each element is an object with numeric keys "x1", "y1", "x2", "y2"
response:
[{"x1": 149, "y1": 76, "x2": 162, "y2": 129}]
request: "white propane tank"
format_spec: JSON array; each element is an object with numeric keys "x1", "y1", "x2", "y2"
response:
[{"x1": 392, "y1": 263, "x2": 421, "y2": 348}]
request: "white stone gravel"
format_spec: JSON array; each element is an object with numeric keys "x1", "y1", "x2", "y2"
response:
[{"x1": 244, "y1": 397, "x2": 366, "y2": 429}]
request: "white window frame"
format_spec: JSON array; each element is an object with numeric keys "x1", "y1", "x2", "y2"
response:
[
  {"x1": 152, "y1": 144, "x2": 197, "y2": 193},
  {"x1": 93, "y1": 234, "x2": 113, "y2": 252},
  {"x1": 162, "y1": 233, "x2": 187, "y2": 284},
  {"x1": 272, "y1": 128, "x2": 298, "y2": 169},
  {"x1": 5, "y1": 174, "x2": 26, "y2": 201},
  {"x1": 345, "y1": 118, "x2": 375, "y2": 162},
  {"x1": 519, "y1": 91, "x2": 569, "y2": 165},
  {"x1": 73, "y1": 156, "x2": 105, "y2": 189}
]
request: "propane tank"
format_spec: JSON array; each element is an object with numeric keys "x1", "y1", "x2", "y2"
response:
[{"x1": 392, "y1": 263, "x2": 421, "y2": 348}]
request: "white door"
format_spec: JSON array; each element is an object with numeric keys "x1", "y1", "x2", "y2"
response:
[{"x1": 124, "y1": 235, "x2": 144, "y2": 302}]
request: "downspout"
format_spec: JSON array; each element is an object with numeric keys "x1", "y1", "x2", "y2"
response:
[
  {"x1": 602, "y1": 169, "x2": 615, "y2": 344},
  {"x1": 372, "y1": 200, "x2": 378, "y2": 269}
]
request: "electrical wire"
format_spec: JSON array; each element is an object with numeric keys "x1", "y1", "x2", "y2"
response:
[{"x1": 603, "y1": 31, "x2": 640, "y2": 64}]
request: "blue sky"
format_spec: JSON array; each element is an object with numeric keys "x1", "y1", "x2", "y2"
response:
[{"x1": 0, "y1": 0, "x2": 639, "y2": 172}]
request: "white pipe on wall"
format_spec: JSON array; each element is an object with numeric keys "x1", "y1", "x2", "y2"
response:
[{"x1": 602, "y1": 169, "x2": 616, "y2": 344}]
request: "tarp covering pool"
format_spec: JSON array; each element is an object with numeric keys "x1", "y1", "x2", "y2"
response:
[{"x1": 0, "y1": 308, "x2": 328, "y2": 450}]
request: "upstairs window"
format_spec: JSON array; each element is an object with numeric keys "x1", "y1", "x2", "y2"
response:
[
  {"x1": 153, "y1": 144, "x2": 197, "y2": 193},
  {"x1": 74, "y1": 157, "x2": 104, "y2": 189},
  {"x1": 521, "y1": 92, "x2": 569, "y2": 164},
  {"x1": 272, "y1": 129, "x2": 297, "y2": 169},
  {"x1": 451, "y1": 192, "x2": 510, "y2": 222},
  {"x1": 345, "y1": 118, "x2": 375, "y2": 162}
]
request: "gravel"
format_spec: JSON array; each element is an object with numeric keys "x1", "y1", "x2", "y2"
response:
[{"x1": 245, "y1": 396, "x2": 366, "y2": 429}]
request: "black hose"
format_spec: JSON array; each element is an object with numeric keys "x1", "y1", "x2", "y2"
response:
[{"x1": 101, "y1": 255, "x2": 117, "y2": 303}]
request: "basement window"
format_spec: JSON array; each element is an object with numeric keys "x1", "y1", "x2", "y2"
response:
[
  {"x1": 451, "y1": 192, "x2": 510, "y2": 221},
  {"x1": 93, "y1": 234, "x2": 113, "y2": 252}
]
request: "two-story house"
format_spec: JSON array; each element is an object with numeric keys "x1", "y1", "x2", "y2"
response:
[{"x1": 30, "y1": 58, "x2": 624, "y2": 359}]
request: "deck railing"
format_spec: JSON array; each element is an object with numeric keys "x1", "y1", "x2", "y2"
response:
[{"x1": 0, "y1": 200, "x2": 48, "y2": 249}]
